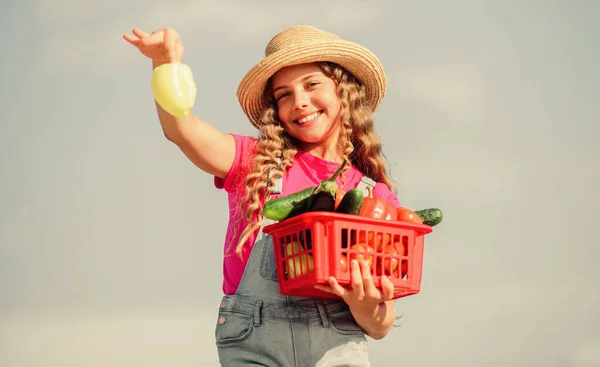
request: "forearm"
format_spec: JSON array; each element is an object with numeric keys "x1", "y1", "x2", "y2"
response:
[
  {"x1": 149, "y1": 60, "x2": 236, "y2": 178},
  {"x1": 151, "y1": 60, "x2": 197, "y2": 143},
  {"x1": 351, "y1": 300, "x2": 397, "y2": 340}
]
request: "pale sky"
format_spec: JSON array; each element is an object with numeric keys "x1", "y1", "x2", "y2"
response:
[{"x1": 1, "y1": 0, "x2": 599, "y2": 366}]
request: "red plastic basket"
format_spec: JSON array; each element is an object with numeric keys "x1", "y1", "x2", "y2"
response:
[{"x1": 263, "y1": 212, "x2": 433, "y2": 300}]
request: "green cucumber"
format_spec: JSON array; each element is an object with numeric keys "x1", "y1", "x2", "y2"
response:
[
  {"x1": 263, "y1": 187, "x2": 314, "y2": 221},
  {"x1": 263, "y1": 159, "x2": 348, "y2": 221},
  {"x1": 335, "y1": 188, "x2": 364, "y2": 215},
  {"x1": 415, "y1": 208, "x2": 444, "y2": 227}
]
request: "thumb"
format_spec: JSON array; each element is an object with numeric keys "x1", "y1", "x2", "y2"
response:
[
  {"x1": 380, "y1": 275, "x2": 394, "y2": 300},
  {"x1": 327, "y1": 276, "x2": 347, "y2": 299}
]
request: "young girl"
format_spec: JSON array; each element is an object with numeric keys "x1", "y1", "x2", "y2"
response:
[{"x1": 124, "y1": 24, "x2": 401, "y2": 366}]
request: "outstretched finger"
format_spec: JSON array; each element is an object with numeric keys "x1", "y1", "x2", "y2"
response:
[
  {"x1": 327, "y1": 276, "x2": 347, "y2": 299},
  {"x1": 314, "y1": 277, "x2": 345, "y2": 298},
  {"x1": 122, "y1": 33, "x2": 140, "y2": 46},
  {"x1": 360, "y1": 260, "x2": 378, "y2": 297},
  {"x1": 132, "y1": 28, "x2": 151, "y2": 39},
  {"x1": 138, "y1": 29, "x2": 166, "y2": 48},
  {"x1": 350, "y1": 260, "x2": 365, "y2": 299}
]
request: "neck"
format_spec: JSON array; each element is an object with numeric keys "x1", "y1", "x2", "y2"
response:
[
  {"x1": 300, "y1": 144, "x2": 344, "y2": 163},
  {"x1": 297, "y1": 121, "x2": 344, "y2": 163}
]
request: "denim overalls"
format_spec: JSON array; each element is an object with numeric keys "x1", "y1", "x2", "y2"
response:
[{"x1": 214, "y1": 171, "x2": 377, "y2": 367}]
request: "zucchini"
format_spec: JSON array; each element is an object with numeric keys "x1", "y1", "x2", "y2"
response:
[
  {"x1": 415, "y1": 208, "x2": 444, "y2": 227},
  {"x1": 335, "y1": 188, "x2": 364, "y2": 215},
  {"x1": 263, "y1": 187, "x2": 314, "y2": 221}
]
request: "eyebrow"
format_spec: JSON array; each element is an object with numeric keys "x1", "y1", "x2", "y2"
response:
[{"x1": 272, "y1": 73, "x2": 321, "y2": 94}]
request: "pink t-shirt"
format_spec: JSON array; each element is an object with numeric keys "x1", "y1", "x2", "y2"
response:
[{"x1": 214, "y1": 134, "x2": 401, "y2": 295}]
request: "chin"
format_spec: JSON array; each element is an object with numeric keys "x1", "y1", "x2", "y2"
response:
[
  {"x1": 298, "y1": 127, "x2": 330, "y2": 140},
  {"x1": 296, "y1": 135, "x2": 325, "y2": 144}
]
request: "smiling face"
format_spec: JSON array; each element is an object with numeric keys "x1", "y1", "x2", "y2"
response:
[{"x1": 270, "y1": 63, "x2": 343, "y2": 158}]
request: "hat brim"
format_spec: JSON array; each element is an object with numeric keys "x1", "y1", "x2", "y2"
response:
[{"x1": 237, "y1": 39, "x2": 386, "y2": 129}]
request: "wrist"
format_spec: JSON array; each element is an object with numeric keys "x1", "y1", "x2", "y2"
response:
[
  {"x1": 350, "y1": 302, "x2": 392, "y2": 339},
  {"x1": 351, "y1": 301, "x2": 382, "y2": 320},
  {"x1": 152, "y1": 59, "x2": 170, "y2": 69}
]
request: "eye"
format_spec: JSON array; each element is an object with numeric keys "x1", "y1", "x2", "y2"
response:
[
  {"x1": 275, "y1": 92, "x2": 290, "y2": 101},
  {"x1": 306, "y1": 81, "x2": 319, "y2": 89}
]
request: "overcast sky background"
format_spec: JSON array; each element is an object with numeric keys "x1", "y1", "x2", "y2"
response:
[{"x1": 1, "y1": 0, "x2": 599, "y2": 366}]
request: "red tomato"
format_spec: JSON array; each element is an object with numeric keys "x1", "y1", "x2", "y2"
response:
[
  {"x1": 396, "y1": 240, "x2": 409, "y2": 278},
  {"x1": 382, "y1": 243, "x2": 399, "y2": 274},
  {"x1": 378, "y1": 241, "x2": 408, "y2": 278},
  {"x1": 348, "y1": 244, "x2": 375, "y2": 270},
  {"x1": 355, "y1": 232, "x2": 391, "y2": 251},
  {"x1": 396, "y1": 207, "x2": 423, "y2": 225}
]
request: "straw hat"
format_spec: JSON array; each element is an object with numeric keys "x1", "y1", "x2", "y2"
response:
[{"x1": 237, "y1": 25, "x2": 387, "y2": 129}]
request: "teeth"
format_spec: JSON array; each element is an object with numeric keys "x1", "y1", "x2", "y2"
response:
[{"x1": 297, "y1": 112, "x2": 319, "y2": 124}]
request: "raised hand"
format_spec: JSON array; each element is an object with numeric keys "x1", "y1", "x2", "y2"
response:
[{"x1": 123, "y1": 28, "x2": 184, "y2": 64}]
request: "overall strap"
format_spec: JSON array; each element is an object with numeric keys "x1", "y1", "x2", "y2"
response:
[
  {"x1": 355, "y1": 176, "x2": 376, "y2": 195},
  {"x1": 262, "y1": 158, "x2": 283, "y2": 227},
  {"x1": 267, "y1": 157, "x2": 283, "y2": 195}
]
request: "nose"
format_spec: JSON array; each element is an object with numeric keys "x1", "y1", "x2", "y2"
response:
[{"x1": 293, "y1": 91, "x2": 309, "y2": 110}]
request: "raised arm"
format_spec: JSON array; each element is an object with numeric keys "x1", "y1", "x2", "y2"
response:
[{"x1": 124, "y1": 28, "x2": 235, "y2": 179}]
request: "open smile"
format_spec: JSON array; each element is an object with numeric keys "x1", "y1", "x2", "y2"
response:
[{"x1": 294, "y1": 111, "x2": 322, "y2": 125}]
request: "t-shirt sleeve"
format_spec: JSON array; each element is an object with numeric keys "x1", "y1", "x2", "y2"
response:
[{"x1": 214, "y1": 134, "x2": 257, "y2": 192}]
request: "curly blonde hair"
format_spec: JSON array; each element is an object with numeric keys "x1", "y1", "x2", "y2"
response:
[{"x1": 229, "y1": 61, "x2": 396, "y2": 257}]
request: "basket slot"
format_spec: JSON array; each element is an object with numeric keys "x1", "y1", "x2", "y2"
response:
[
  {"x1": 342, "y1": 228, "x2": 393, "y2": 250},
  {"x1": 361, "y1": 232, "x2": 409, "y2": 280},
  {"x1": 340, "y1": 227, "x2": 404, "y2": 276},
  {"x1": 344, "y1": 243, "x2": 375, "y2": 275},
  {"x1": 339, "y1": 251, "x2": 350, "y2": 273},
  {"x1": 388, "y1": 234, "x2": 409, "y2": 256},
  {"x1": 340, "y1": 228, "x2": 353, "y2": 248},
  {"x1": 280, "y1": 230, "x2": 314, "y2": 280},
  {"x1": 299, "y1": 229, "x2": 313, "y2": 250}
]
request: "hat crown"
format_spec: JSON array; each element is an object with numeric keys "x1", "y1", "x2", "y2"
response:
[{"x1": 265, "y1": 25, "x2": 340, "y2": 56}]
